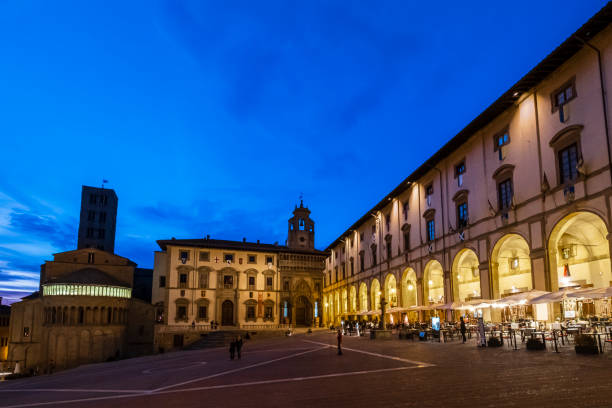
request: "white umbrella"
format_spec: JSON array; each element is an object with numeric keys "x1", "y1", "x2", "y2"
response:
[
  {"x1": 528, "y1": 287, "x2": 582, "y2": 304},
  {"x1": 567, "y1": 286, "x2": 612, "y2": 299},
  {"x1": 498, "y1": 289, "x2": 550, "y2": 305}
]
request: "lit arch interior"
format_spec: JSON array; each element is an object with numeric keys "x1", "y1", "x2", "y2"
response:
[
  {"x1": 424, "y1": 260, "x2": 444, "y2": 304},
  {"x1": 370, "y1": 279, "x2": 381, "y2": 311},
  {"x1": 359, "y1": 282, "x2": 368, "y2": 311},
  {"x1": 452, "y1": 249, "x2": 481, "y2": 302},
  {"x1": 491, "y1": 234, "x2": 532, "y2": 298},
  {"x1": 341, "y1": 288, "x2": 348, "y2": 314},
  {"x1": 384, "y1": 274, "x2": 397, "y2": 308},
  {"x1": 401, "y1": 268, "x2": 417, "y2": 307},
  {"x1": 349, "y1": 286, "x2": 357, "y2": 313},
  {"x1": 549, "y1": 212, "x2": 611, "y2": 290}
]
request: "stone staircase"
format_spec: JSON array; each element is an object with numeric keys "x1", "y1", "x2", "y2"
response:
[{"x1": 184, "y1": 330, "x2": 246, "y2": 350}]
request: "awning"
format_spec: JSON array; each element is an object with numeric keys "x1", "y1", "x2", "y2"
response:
[
  {"x1": 497, "y1": 289, "x2": 550, "y2": 305},
  {"x1": 528, "y1": 287, "x2": 587, "y2": 304}
]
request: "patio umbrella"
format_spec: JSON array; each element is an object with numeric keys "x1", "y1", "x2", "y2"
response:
[
  {"x1": 434, "y1": 302, "x2": 465, "y2": 310},
  {"x1": 497, "y1": 289, "x2": 550, "y2": 305},
  {"x1": 567, "y1": 286, "x2": 612, "y2": 299},
  {"x1": 528, "y1": 287, "x2": 582, "y2": 304}
]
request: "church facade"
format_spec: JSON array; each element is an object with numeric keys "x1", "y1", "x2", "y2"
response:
[{"x1": 152, "y1": 202, "x2": 327, "y2": 350}]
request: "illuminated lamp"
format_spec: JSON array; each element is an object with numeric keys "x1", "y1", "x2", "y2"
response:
[{"x1": 408, "y1": 284, "x2": 414, "y2": 291}]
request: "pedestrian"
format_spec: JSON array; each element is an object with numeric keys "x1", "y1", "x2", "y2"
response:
[
  {"x1": 191, "y1": 321, "x2": 196, "y2": 330},
  {"x1": 236, "y1": 335, "x2": 243, "y2": 359},
  {"x1": 460, "y1": 316, "x2": 467, "y2": 343},
  {"x1": 337, "y1": 329, "x2": 343, "y2": 355},
  {"x1": 229, "y1": 339, "x2": 236, "y2": 360}
]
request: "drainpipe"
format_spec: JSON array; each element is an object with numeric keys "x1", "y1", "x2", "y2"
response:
[{"x1": 575, "y1": 35, "x2": 612, "y2": 185}]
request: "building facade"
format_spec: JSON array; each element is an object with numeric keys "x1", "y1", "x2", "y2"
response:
[
  {"x1": 7, "y1": 249, "x2": 154, "y2": 373},
  {"x1": 323, "y1": 6, "x2": 612, "y2": 325},
  {"x1": 152, "y1": 203, "x2": 326, "y2": 350},
  {"x1": 77, "y1": 186, "x2": 118, "y2": 253},
  {"x1": 0, "y1": 302, "x2": 10, "y2": 364}
]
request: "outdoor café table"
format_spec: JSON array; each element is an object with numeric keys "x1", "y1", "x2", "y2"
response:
[
  {"x1": 583, "y1": 332, "x2": 606, "y2": 353},
  {"x1": 530, "y1": 331, "x2": 547, "y2": 347}
]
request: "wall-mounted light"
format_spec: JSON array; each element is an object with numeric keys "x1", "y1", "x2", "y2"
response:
[
  {"x1": 428, "y1": 280, "x2": 433, "y2": 286},
  {"x1": 511, "y1": 257, "x2": 519, "y2": 270},
  {"x1": 408, "y1": 284, "x2": 414, "y2": 291}
]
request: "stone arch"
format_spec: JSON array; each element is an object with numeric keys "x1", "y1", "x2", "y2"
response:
[
  {"x1": 424, "y1": 260, "x2": 444, "y2": 304},
  {"x1": 491, "y1": 234, "x2": 532, "y2": 298},
  {"x1": 451, "y1": 248, "x2": 481, "y2": 302},
  {"x1": 341, "y1": 288, "x2": 348, "y2": 314},
  {"x1": 370, "y1": 279, "x2": 381, "y2": 311},
  {"x1": 401, "y1": 267, "x2": 418, "y2": 307},
  {"x1": 548, "y1": 211, "x2": 611, "y2": 291},
  {"x1": 359, "y1": 282, "x2": 368, "y2": 311}
]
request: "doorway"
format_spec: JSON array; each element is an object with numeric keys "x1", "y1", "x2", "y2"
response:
[{"x1": 221, "y1": 300, "x2": 234, "y2": 326}]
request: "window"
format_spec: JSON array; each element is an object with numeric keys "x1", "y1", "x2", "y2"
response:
[
  {"x1": 177, "y1": 306, "x2": 187, "y2": 320},
  {"x1": 23, "y1": 327, "x2": 30, "y2": 337},
  {"x1": 385, "y1": 214, "x2": 390, "y2": 232},
  {"x1": 315, "y1": 282, "x2": 321, "y2": 292},
  {"x1": 86, "y1": 228, "x2": 94, "y2": 238},
  {"x1": 359, "y1": 251, "x2": 364, "y2": 272},
  {"x1": 179, "y1": 251, "x2": 190, "y2": 263},
  {"x1": 266, "y1": 256, "x2": 273, "y2": 264},
  {"x1": 224, "y1": 253, "x2": 234, "y2": 263},
  {"x1": 427, "y1": 219, "x2": 435, "y2": 242},
  {"x1": 248, "y1": 276, "x2": 256, "y2": 289},
  {"x1": 264, "y1": 306, "x2": 273, "y2": 320},
  {"x1": 198, "y1": 306, "x2": 207, "y2": 319},
  {"x1": 88, "y1": 210, "x2": 95, "y2": 221},
  {"x1": 247, "y1": 306, "x2": 255, "y2": 320},
  {"x1": 371, "y1": 246, "x2": 377, "y2": 266},
  {"x1": 350, "y1": 238, "x2": 353, "y2": 248},
  {"x1": 403, "y1": 230, "x2": 410, "y2": 251},
  {"x1": 558, "y1": 143, "x2": 579, "y2": 184},
  {"x1": 98, "y1": 229, "x2": 105, "y2": 239},
  {"x1": 87, "y1": 252, "x2": 95, "y2": 264},
  {"x1": 89, "y1": 194, "x2": 97, "y2": 204},
  {"x1": 498, "y1": 179, "x2": 513, "y2": 210},
  {"x1": 99, "y1": 212, "x2": 106, "y2": 223},
  {"x1": 402, "y1": 202, "x2": 409, "y2": 220},
  {"x1": 341, "y1": 263, "x2": 346, "y2": 279},
  {"x1": 385, "y1": 238, "x2": 392, "y2": 260},
  {"x1": 266, "y1": 276, "x2": 273, "y2": 290},
  {"x1": 494, "y1": 130, "x2": 510, "y2": 161},
  {"x1": 457, "y1": 202, "x2": 468, "y2": 228},
  {"x1": 334, "y1": 266, "x2": 338, "y2": 282},
  {"x1": 350, "y1": 258, "x2": 354, "y2": 276},
  {"x1": 179, "y1": 273, "x2": 188, "y2": 288},
  {"x1": 199, "y1": 251, "x2": 210, "y2": 262},
  {"x1": 551, "y1": 78, "x2": 576, "y2": 123},
  {"x1": 360, "y1": 232, "x2": 364, "y2": 241},
  {"x1": 426, "y1": 184, "x2": 433, "y2": 207},
  {"x1": 455, "y1": 162, "x2": 466, "y2": 187},
  {"x1": 159, "y1": 276, "x2": 166, "y2": 288},
  {"x1": 223, "y1": 275, "x2": 233, "y2": 289},
  {"x1": 371, "y1": 225, "x2": 376, "y2": 235},
  {"x1": 100, "y1": 195, "x2": 108, "y2": 206},
  {"x1": 198, "y1": 271, "x2": 207, "y2": 288},
  {"x1": 248, "y1": 255, "x2": 256, "y2": 264}
]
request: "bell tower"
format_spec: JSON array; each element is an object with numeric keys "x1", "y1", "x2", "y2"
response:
[{"x1": 287, "y1": 199, "x2": 315, "y2": 249}]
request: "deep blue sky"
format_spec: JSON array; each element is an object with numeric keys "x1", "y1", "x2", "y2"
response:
[{"x1": 0, "y1": 1, "x2": 607, "y2": 303}]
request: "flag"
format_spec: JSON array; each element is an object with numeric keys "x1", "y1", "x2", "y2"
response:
[{"x1": 563, "y1": 263, "x2": 571, "y2": 277}]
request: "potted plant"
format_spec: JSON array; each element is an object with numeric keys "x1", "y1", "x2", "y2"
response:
[
  {"x1": 526, "y1": 337, "x2": 545, "y2": 350},
  {"x1": 574, "y1": 334, "x2": 598, "y2": 355}
]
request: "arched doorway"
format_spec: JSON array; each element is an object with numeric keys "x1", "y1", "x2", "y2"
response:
[
  {"x1": 221, "y1": 300, "x2": 234, "y2": 326},
  {"x1": 341, "y1": 288, "x2": 348, "y2": 315},
  {"x1": 295, "y1": 296, "x2": 312, "y2": 326},
  {"x1": 452, "y1": 249, "x2": 481, "y2": 302},
  {"x1": 401, "y1": 268, "x2": 417, "y2": 307},
  {"x1": 424, "y1": 260, "x2": 444, "y2": 305},
  {"x1": 549, "y1": 212, "x2": 611, "y2": 290},
  {"x1": 359, "y1": 282, "x2": 368, "y2": 312},
  {"x1": 491, "y1": 234, "x2": 532, "y2": 298}
]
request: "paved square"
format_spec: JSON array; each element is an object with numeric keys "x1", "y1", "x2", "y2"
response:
[{"x1": 0, "y1": 331, "x2": 610, "y2": 407}]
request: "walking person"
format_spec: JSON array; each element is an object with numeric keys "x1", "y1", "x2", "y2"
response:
[
  {"x1": 460, "y1": 316, "x2": 467, "y2": 343},
  {"x1": 337, "y1": 329, "x2": 343, "y2": 355},
  {"x1": 229, "y1": 338, "x2": 236, "y2": 360},
  {"x1": 236, "y1": 335, "x2": 243, "y2": 359}
]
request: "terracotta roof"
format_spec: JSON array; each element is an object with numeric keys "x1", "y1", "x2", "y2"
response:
[
  {"x1": 157, "y1": 238, "x2": 328, "y2": 256},
  {"x1": 326, "y1": 4, "x2": 612, "y2": 251},
  {"x1": 44, "y1": 268, "x2": 130, "y2": 288}
]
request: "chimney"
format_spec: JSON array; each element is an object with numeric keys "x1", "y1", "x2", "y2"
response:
[
  {"x1": 243, "y1": 237, "x2": 246, "y2": 243},
  {"x1": 207, "y1": 235, "x2": 210, "y2": 240},
  {"x1": 257, "y1": 240, "x2": 260, "y2": 244}
]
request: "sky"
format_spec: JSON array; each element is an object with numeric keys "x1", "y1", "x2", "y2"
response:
[{"x1": 0, "y1": 0, "x2": 607, "y2": 304}]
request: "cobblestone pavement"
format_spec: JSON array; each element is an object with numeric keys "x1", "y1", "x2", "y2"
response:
[{"x1": 0, "y1": 331, "x2": 610, "y2": 408}]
